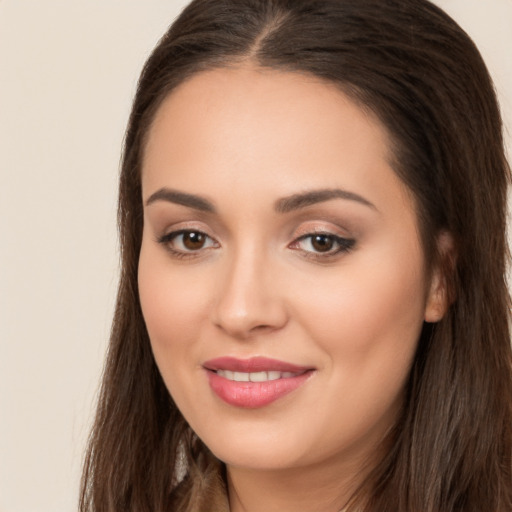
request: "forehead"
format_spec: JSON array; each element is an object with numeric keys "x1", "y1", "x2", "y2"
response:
[
  {"x1": 143, "y1": 65, "x2": 393, "y2": 169},
  {"x1": 141, "y1": 65, "x2": 411, "y2": 219}
]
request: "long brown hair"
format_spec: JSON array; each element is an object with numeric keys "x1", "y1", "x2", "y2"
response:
[{"x1": 80, "y1": 1, "x2": 512, "y2": 510}]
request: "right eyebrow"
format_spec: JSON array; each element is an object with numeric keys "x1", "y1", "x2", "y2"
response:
[
  {"x1": 145, "y1": 188, "x2": 216, "y2": 213},
  {"x1": 274, "y1": 188, "x2": 377, "y2": 213}
]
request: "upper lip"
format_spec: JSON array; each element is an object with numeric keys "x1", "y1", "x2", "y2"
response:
[{"x1": 203, "y1": 356, "x2": 313, "y2": 373}]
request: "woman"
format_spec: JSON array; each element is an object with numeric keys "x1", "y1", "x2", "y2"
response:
[{"x1": 80, "y1": 0, "x2": 512, "y2": 510}]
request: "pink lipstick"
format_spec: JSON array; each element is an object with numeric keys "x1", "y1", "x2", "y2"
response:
[{"x1": 203, "y1": 357, "x2": 314, "y2": 408}]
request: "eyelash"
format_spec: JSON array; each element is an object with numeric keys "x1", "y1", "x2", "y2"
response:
[
  {"x1": 290, "y1": 232, "x2": 356, "y2": 260},
  {"x1": 157, "y1": 229, "x2": 355, "y2": 261},
  {"x1": 157, "y1": 229, "x2": 219, "y2": 259}
]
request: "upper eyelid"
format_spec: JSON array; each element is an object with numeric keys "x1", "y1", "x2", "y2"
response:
[
  {"x1": 160, "y1": 228, "x2": 217, "y2": 242},
  {"x1": 159, "y1": 222, "x2": 217, "y2": 238},
  {"x1": 291, "y1": 222, "x2": 352, "y2": 239},
  {"x1": 292, "y1": 232, "x2": 355, "y2": 246},
  {"x1": 290, "y1": 233, "x2": 356, "y2": 257},
  {"x1": 156, "y1": 221, "x2": 354, "y2": 244},
  {"x1": 161, "y1": 228, "x2": 348, "y2": 241}
]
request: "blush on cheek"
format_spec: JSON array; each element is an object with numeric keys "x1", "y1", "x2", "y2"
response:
[{"x1": 139, "y1": 249, "x2": 188, "y2": 328}]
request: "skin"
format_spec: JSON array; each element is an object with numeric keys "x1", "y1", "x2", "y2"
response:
[{"x1": 138, "y1": 66, "x2": 447, "y2": 512}]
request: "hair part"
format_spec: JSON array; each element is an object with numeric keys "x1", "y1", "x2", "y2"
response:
[{"x1": 81, "y1": 1, "x2": 512, "y2": 510}]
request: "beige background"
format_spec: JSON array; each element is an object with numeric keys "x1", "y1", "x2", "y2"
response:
[{"x1": 0, "y1": 1, "x2": 511, "y2": 511}]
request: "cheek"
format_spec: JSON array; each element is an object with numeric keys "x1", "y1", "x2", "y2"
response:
[
  {"x1": 300, "y1": 231, "x2": 427, "y2": 348},
  {"x1": 297, "y1": 278, "x2": 419, "y2": 345},
  {"x1": 137, "y1": 243, "x2": 211, "y2": 376},
  {"x1": 294, "y1": 243, "x2": 427, "y2": 402},
  {"x1": 285, "y1": 259, "x2": 426, "y2": 458},
  {"x1": 138, "y1": 247, "x2": 217, "y2": 424},
  {"x1": 139, "y1": 267, "x2": 202, "y2": 343},
  {"x1": 139, "y1": 226, "x2": 215, "y2": 323}
]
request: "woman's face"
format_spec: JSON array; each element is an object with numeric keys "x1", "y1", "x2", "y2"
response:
[{"x1": 138, "y1": 66, "x2": 442, "y2": 473}]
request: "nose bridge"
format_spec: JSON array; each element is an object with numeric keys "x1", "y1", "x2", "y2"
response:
[{"x1": 212, "y1": 239, "x2": 286, "y2": 338}]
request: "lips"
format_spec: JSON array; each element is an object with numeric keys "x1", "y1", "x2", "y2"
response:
[
  {"x1": 203, "y1": 357, "x2": 314, "y2": 408},
  {"x1": 215, "y1": 369, "x2": 299, "y2": 382},
  {"x1": 203, "y1": 356, "x2": 310, "y2": 373}
]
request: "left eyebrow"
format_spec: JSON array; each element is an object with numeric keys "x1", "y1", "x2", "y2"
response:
[{"x1": 274, "y1": 188, "x2": 377, "y2": 213}]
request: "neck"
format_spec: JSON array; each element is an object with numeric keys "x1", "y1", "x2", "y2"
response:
[{"x1": 226, "y1": 454, "x2": 366, "y2": 512}]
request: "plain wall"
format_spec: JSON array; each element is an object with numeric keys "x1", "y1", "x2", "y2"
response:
[{"x1": 0, "y1": 1, "x2": 511, "y2": 511}]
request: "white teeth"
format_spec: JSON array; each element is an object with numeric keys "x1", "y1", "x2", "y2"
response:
[
  {"x1": 233, "y1": 371, "x2": 249, "y2": 382},
  {"x1": 216, "y1": 370, "x2": 299, "y2": 382},
  {"x1": 249, "y1": 371, "x2": 267, "y2": 382}
]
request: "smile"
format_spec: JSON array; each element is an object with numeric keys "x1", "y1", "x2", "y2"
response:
[
  {"x1": 203, "y1": 357, "x2": 314, "y2": 408},
  {"x1": 215, "y1": 370, "x2": 300, "y2": 382}
]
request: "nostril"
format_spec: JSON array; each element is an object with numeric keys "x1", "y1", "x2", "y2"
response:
[
  {"x1": 251, "y1": 324, "x2": 277, "y2": 334},
  {"x1": 214, "y1": 321, "x2": 277, "y2": 340}
]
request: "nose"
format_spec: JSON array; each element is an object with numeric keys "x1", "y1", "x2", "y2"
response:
[{"x1": 211, "y1": 247, "x2": 288, "y2": 339}]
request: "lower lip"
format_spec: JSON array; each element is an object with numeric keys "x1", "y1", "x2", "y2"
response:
[{"x1": 206, "y1": 370, "x2": 313, "y2": 408}]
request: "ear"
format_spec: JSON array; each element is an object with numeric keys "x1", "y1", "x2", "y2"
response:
[{"x1": 424, "y1": 231, "x2": 456, "y2": 323}]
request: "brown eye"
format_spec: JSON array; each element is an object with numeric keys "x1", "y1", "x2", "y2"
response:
[
  {"x1": 158, "y1": 229, "x2": 218, "y2": 255},
  {"x1": 310, "y1": 234, "x2": 334, "y2": 252},
  {"x1": 291, "y1": 232, "x2": 356, "y2": 257},
  {"x1": 182, "y1": 231, "x2": 207, "y2": 250}
]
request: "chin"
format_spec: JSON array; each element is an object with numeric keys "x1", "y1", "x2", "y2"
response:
[{"x1": 193, "y1": 421, "x2": 308, "y2": 471}]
